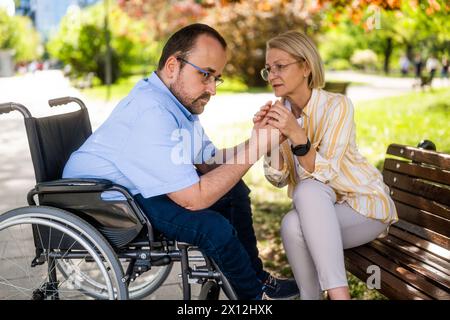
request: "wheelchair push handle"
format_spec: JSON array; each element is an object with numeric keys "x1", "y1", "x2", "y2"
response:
[
  {"x1": 0, "y1": 102, "x2": 32, "y2": 118},
  {"x1": 0, "y1": 103, "x2": 13, "y2": 115},
  {"x1": 48, "y1": 96, "x2": 87, "y2": 111}
]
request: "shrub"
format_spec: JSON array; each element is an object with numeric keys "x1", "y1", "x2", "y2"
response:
[{"x1": 350, "y1": 49, "x2": 378, "y2": 70}]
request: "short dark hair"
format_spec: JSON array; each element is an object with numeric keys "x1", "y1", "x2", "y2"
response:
[{"x1": 157, "y1": 23, "x2": 227, "y2": 71}]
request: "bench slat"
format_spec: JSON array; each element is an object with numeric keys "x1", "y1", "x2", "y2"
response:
[
  {"x1": 369, "y1": 241, "x2": 450, "y2": 299},
  {"x1": 352, "y1": 246, "x2": 450, "y2": 299},
  {"x1": 345, "y1": 250, "x2": 432, "y2": 300},
  {"x1": 383, "y1": 170, "x2": 450, "y2": 207},
  {"x1": 387, "y1": 144, "x2": 450, "y2": 169},
  {"x1": 384, "y1": 158, "x2": 450, "y2": 186},
  {"x1": 373, "y1": 237, "x2": 450, "y2": 279},
  {"x1": 390, "y1": 226, "x2": 450, "y2": 262},
  {"x1": 394, "y1": 220, "x2": 450, "y2": 249},
  {"x1": 390, "y1": 187, "x2": 450, "y2": 221},
  {"x1": 395, "y1": 202, "x2": 450, "y2": 238}
]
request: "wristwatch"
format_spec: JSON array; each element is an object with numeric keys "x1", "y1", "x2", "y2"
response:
[{"x1": 291, "y1": 138, "x2": 311, "y2": 156}]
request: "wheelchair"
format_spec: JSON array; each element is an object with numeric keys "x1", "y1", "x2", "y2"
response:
[{"x1": 0, "y1": 97, "x2": 237, "y2": 300}]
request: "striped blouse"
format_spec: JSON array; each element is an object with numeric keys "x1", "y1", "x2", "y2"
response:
[{"x1": 263, "y1": 88, "x2": 398, "y2": 224}]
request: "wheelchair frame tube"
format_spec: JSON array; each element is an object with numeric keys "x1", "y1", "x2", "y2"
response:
[{"x1": 0, "y1": 102, "x2": 32, "y2": 118}]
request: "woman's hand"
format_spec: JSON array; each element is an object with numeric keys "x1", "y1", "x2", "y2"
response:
[
  {"x1": 266, "y1": 101, "x2": 307, "y2": 144},
  {"x1": 253, "y1": 101, "x2": 272, "y2": 129}
]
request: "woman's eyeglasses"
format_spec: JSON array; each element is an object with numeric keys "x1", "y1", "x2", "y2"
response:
[{"x1": 260, "y1": 60, "x2": 304, "y2": 81}]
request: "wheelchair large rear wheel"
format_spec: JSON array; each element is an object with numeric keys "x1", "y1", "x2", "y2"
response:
[{"x1": 0, "y1": 206, "x2": 127, "y2": 300}]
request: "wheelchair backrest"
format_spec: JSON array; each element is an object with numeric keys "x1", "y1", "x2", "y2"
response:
[
  {"x1": 21, "y1": 98, "x2": 150, "y2": 248},
  {"x1": 24, "y1": 108, "x2": 92, "y2": 183}
]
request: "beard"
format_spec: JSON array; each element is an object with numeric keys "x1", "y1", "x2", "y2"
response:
[{"x1": 169, "y1": 81, "x2": 211, "y2": 115}]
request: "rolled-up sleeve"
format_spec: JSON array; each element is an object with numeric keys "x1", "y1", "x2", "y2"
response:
[
  {"x1": 304, "y1": 96, "x2": 354, "y2": 184},
  {"x1": 263, "y1": 153, "x2": 289, "y2": 188}
]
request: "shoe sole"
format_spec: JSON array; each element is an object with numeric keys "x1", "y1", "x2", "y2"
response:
[{"x1": 262, "y1": 292, "x2": 300, "y2": 300}]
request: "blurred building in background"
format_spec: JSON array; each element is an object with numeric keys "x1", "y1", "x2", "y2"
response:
[{"x1": 15, "y1": 0, "x2": 99, "y2": 40}]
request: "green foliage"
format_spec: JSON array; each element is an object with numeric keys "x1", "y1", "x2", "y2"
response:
[
  {"x1": 0, "y1": 9, "x2": 41, "y2": 63},
  {"x1": 47, "y1": 2, "x2": 162, "y2": 84},
  {"x1": 318, "y1": 27, "x2": 363, "y2": 66},
  {"x1": 318, "y1": 1, "x2": 450, "y2": 74}
]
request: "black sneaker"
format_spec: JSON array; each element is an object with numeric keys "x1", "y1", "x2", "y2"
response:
[{"x1": 262, "y1": 274, "x2": 300, "y2": 300}]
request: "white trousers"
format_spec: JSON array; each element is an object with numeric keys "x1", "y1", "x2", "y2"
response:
[{"x1": 281, "y1": 179, "x2": 388, "y2": 300}]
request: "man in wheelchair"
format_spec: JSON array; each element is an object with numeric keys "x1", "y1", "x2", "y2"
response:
[{"x1": 61, "y1": 24, "x2": 299, "y2": 300}]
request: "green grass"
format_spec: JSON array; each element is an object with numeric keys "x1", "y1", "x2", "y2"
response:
[
  {"x1": 355, "y1": 88, "x2": 450, "y2": 169},
  {"x1": 205, "y1": 88, "x2": 449, "y2": 300}
]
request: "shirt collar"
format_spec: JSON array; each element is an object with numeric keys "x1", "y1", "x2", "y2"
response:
[
  {"x1": 284, "y1": 88, "x2": 318, "y2": 119},
  {"x1": 146, "y1": 71, "x2": 196, "y2": 121},
  {"x1": 300, "y1": 88, "x2": 319, "y2": 118}
]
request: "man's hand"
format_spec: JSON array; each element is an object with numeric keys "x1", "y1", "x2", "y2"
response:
[{"x1": 253, "y1": 101, "x2": 272, "y2": 129}]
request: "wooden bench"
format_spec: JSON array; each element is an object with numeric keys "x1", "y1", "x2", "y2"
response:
[
  {"x1": 323, "y1": 81, "x2": 350, "y2": 95},
  {"x1": 344, "y1": 141, "x2": 450, "y2": 300}
]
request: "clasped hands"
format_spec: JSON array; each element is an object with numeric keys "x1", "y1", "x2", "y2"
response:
[{"x1": 251, "y1": 100, "x2": 306, "y2": 156}]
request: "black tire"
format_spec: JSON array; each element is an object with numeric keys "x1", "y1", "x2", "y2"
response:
[{"x1": 198, "y1": 280, "x2": 221, "y2": 300}]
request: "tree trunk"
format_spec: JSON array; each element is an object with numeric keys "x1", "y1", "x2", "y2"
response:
[
  {"x1": 406, "y1": 43, "x2": 413, "y2": 62},
  {"x1": 383, "y1": 37, "x2": 393, "y2": 74}
]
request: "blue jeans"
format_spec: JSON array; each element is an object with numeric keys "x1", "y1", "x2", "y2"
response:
[{"x1": 134, "y1": 180, "x2": 265, "y2": 299}]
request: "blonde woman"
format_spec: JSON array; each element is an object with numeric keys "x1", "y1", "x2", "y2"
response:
[{"x1": 253, "y1": 31, "x2": 398, "y2": 300}]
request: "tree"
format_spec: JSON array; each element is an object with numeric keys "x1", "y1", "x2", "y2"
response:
[
  {"x1": 0, "y1": 9, "x2": 41, "y2": 63},
  {"x1": 317, "y1": 0, "x2": 449, "y2": 74}
]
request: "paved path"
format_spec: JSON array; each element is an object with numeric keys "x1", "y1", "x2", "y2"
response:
[{"x1": 0, "y1": 70, "x2": 448, "y2": 299}]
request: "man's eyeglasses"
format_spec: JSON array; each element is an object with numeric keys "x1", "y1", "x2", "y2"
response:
[
  {"x1": 177, "y1": 57, "x2": 224, "y2": 87},
  {"x1": 260, "y1": 60, "x2": 304, "y2": 81}
]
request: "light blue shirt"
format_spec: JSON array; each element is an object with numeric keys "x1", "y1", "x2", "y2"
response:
[{"x1": 63, "y1": 72, "x2": 216, "y2": 199}]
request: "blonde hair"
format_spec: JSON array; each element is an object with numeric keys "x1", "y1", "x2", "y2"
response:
[{"x1": 267, "y1": 31, "x2": 325, "y2": 89}]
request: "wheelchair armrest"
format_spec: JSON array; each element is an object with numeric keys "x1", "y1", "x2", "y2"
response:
[
  {"x1": 35, "y1": 178, "x2": 114, "y2": 193},
  {"x1": 28, "y1": 178, "x2": 151, "y2": 235},
  {"x1": 31, "y1": 179, "x2": 136, "y2": 202}
]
